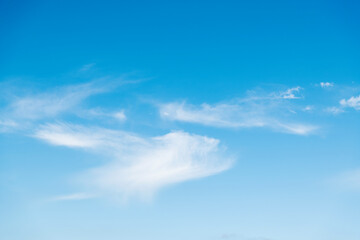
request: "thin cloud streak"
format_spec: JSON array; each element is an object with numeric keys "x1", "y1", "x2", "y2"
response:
[
  {"x1": 159, "y1": 98, "x2": 318, "y2": 135},
  {"x1": 81, "y1": 108, "x2": 127, "y2": 122},
  {"x1": 50, "y1": 192, "x2": 95, "y2": 201}
]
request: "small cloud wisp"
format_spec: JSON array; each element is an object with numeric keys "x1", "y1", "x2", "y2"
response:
[{"x1": 340, "y1": 95, "x2": 360, "y2": 110}]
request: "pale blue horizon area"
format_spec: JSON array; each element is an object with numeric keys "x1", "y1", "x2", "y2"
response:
[{"x1": 1, "y1": 1, "x2": 360, "y2": 240}]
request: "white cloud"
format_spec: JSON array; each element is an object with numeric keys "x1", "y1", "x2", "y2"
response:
[
  {"x1": 340, "y1": 95, "x2": 360, "y2": 110},
  {"x1": 320, "y1": 82, "x2": 334, "y2": 88},
  {"x1": 34, "y1": 123, "x2": 103, "y2": 148},
  {"x1": 278, "y1": 86, "x2": 302, "y2": 99},
  {"x1": 34, "y1": 123, "x2": 233, "y2": 200},
  {"x1": 160, "y1": 102, "x2": 265, "y2": 128},
  {"x1": 113, "y1": 110, "x2": 127, "y2": 121},
  {"x1": 303, "y1": 105, "x2": 313, "y2": 111},
  {"x1": 34, "y1": 123, "x2": 143, "y2": 151},
  {"x1": 274, "y1": 122, "x2": 317, "y2": 135},
  {"x1": 159, "y1": 100, "x2": 317, "y2": 135}
]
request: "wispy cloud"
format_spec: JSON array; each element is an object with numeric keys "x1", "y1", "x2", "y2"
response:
[
  {"x1": 303, "y1": 105, "x2": 313, "y2": 112},
  {"x1": 7, "y1": 80, "x2": 116, "y2": 120},
  {"x1": 159, "y1": 88, "x2": 317, "y2": 136},
  {"x1": 278, "y1": 86, "x2": 302, "y2": 99},
  {"x1": 0, "y1": 81, "x2": 327, "y2": 203},
  {"x1": 34, "y1": 122, "x2": 143, "y2": 151},
  {"x1": 78, "y1": 63, "x2": 96, "y2": 72},
  {"x1": 34, "y1": 123, "x2": 233, "y2": 200},
  {"x1": 0, "y1": 78, "x2": 133, "y2": 133},
  {"x1": 50, "y1": 192, "x2": 95, "y2": 201},
  {"x1": 160, "y1": 102, "x2": 265, "y2": 128},
  {"x1": 340, "y1": 95, "x2": 360, "y2": 110},
  {"x1": 0, "y1": 119, "x2": 18, "y2": 132},
  {"x1": 325, "y1": 106, "x2": 344, "y2": 115},
  {"x1": 83, "y1": 108, "x2": 127, "y2": 122},
  {"x1": 113, "y1": 110, "x2": 127, "y2": 121},
  {"x1": 320, "y1": 82, "x2": 334, "y2": 88}
]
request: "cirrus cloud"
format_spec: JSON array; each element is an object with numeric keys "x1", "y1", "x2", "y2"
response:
[
  {"x1": 34, "y1": 123, "x2": 233, "y2": 201},
  {"x1": 159, "y1": 87, "x2": 318, "y2": 136}
]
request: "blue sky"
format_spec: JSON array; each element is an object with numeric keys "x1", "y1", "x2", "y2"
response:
[{"x1": 1, "y1": 1, "x2": 360, "y2": 240}]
